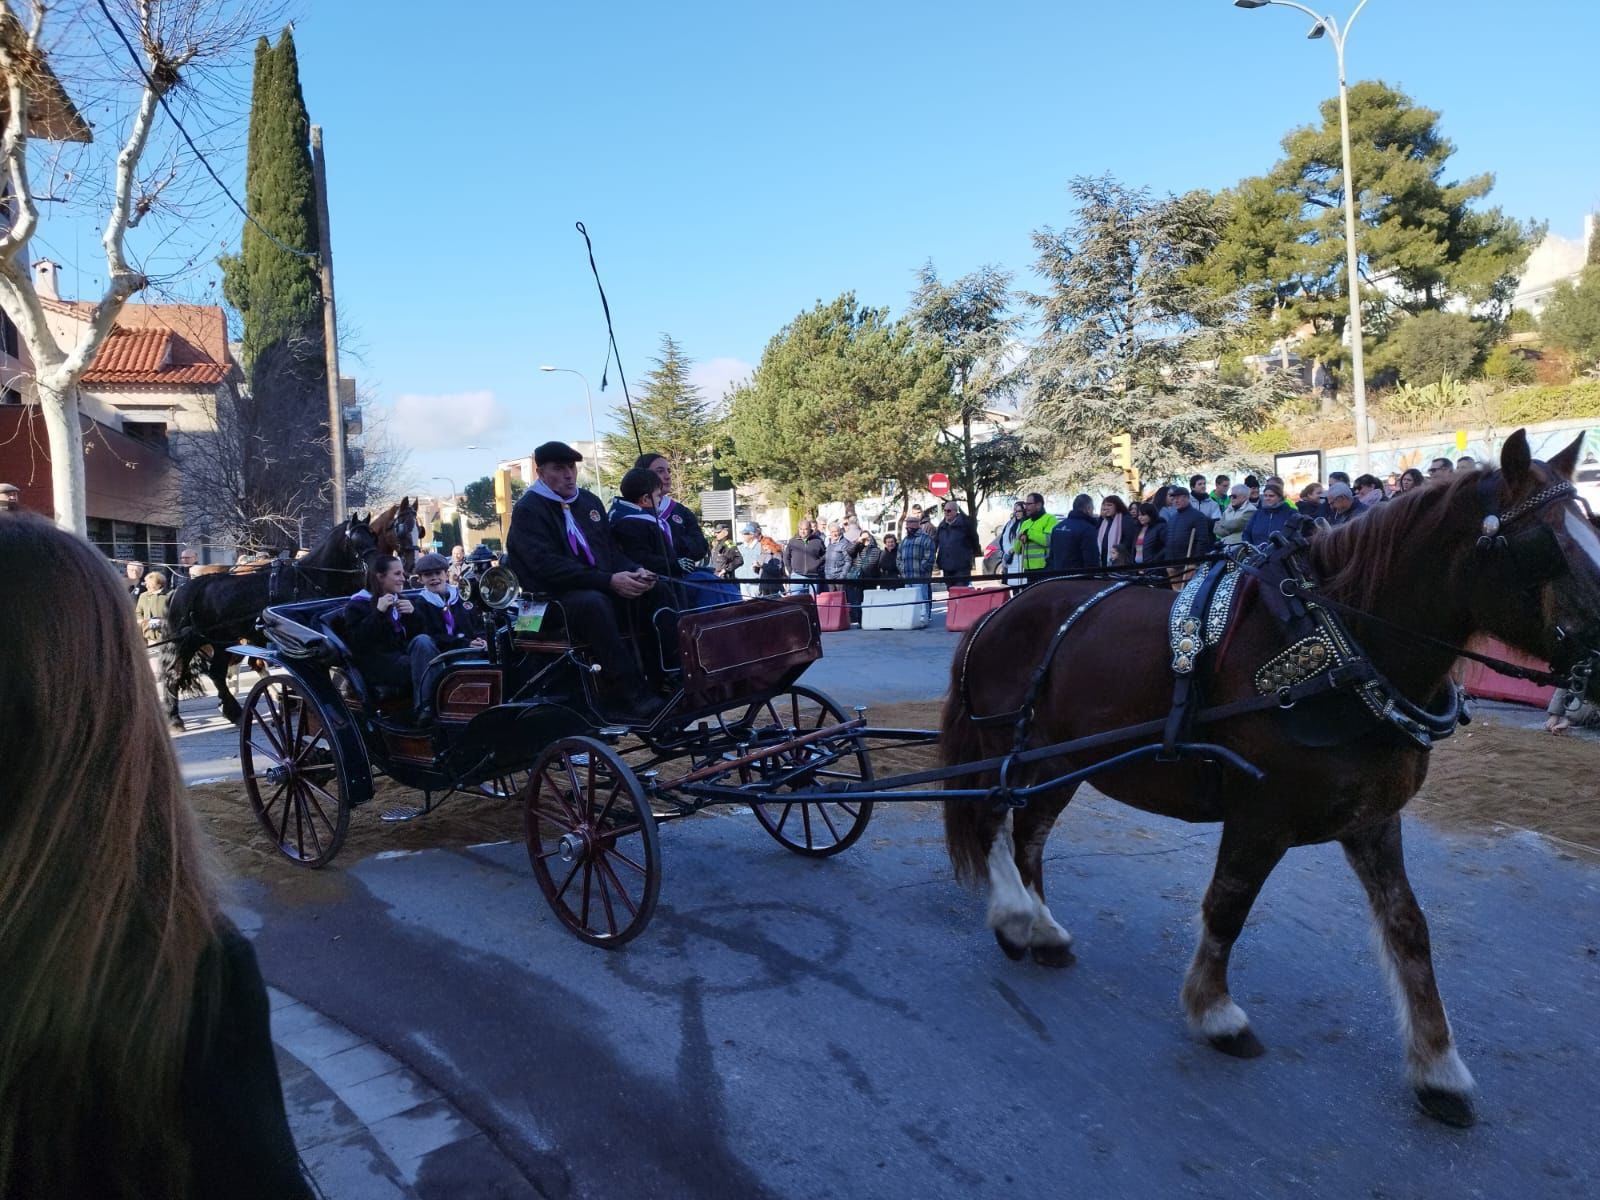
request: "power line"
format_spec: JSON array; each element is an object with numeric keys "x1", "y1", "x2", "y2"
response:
[{"x1": 92, "y1": 0, "x2": 317, "y2": 261}]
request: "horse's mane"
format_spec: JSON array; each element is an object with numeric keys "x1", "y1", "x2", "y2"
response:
[{"x1": 1308, "y1": 471, "x2": 1485, "y2": 615}]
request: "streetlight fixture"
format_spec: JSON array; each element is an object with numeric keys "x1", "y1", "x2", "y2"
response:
[
  {"x1": 1234, "y1": 0, "x2": 1373, "y2": 472},
  {"x1": 538, "y1": 365, "x2": 601, "y2": 490}
]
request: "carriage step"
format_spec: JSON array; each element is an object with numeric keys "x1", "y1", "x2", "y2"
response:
[{"x1": 380, "y1": 806, "x2": 423, "y2": 822}]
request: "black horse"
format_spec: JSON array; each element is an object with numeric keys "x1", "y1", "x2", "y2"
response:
[{"x1": 161, "y1": 514, "x2": 385, "y2": 730}]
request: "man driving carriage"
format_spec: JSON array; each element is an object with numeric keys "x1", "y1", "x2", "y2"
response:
[{"x1": 506, "y1": 441, "x2": 672, "y2": 725}]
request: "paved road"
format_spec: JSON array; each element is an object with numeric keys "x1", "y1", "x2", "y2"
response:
[{"x1": 204, "y1": 622, "x2": 1600, "y2": 1199}]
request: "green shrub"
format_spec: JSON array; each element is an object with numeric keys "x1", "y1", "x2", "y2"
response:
[
  {"x1": 1383, "y1": 311, "x2": 1487, "y2": 384},
  {"x1": 1383, "y1": 377, "x2": 1476, "y2": 420},
  {"x1": 1491, "y1": 381, "x2": 1600, "y2": 425},
  {"x1": 1242, "y1": 426, "x2": 1292, "y2": 454},
  {"x1": 1506, "y1": 309, "x2": 1538, "y2": 335},
  {"x1": 1483, "y1": 343, "x2": 1536, "y2": 386}
]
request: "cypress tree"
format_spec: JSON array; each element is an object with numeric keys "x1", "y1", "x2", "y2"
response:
[
  {"x1": 221, "y1": 28, "x2": 321, "y2": 369},
  {"x1": 216, "y1": 28, "x2": 332, "y2": 543}
]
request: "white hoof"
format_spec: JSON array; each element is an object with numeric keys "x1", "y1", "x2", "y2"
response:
[{"x1": 1191, "y1": 998, "x2": 1250, "y2": 1039}]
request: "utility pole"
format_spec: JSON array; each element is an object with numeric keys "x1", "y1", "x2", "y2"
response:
[{"x1": 310, "y1": 125, "x2": 348, "y2": 521}]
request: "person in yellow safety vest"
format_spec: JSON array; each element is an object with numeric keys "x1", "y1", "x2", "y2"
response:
[{"x1": 1013, "y1": 492, "x2": 1058, "y2": 576}]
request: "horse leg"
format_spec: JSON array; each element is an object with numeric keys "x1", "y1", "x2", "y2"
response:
[
  {"x1": 981, "y1": 813, "x2": 1038, "y2": 962},
  {"x1": 160, "y1": 642, "x2": 185, "y2": 731},
  {"x1": 1340, "y1": 816, "x2": 1475, "y2": 1127},
  {"x1": 212, "y1": 647, "x2": 244, "y2": 724},
  {"x1": 1012, "y1": 788, "x2": 1077, "y2": 968},
  {"x1": 1181, "y1": 820, "x2": 1287, "y2": 1059}
]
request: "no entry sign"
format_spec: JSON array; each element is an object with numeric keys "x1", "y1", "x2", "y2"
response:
[{"x1": 927, "y1": 473, "x2": 951, "y2": 497}]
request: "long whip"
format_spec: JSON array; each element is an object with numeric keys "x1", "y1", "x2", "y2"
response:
[{"x1": 575, "y1": 221, "x2": 642, "y2": 454}]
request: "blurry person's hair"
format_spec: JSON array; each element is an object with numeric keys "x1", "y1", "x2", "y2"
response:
[{"x1": 0, "y1": 514, "x2": 218, "y2": 1194}]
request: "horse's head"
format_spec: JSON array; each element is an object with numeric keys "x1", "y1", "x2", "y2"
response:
[
  {"x1": 343, "y1": 512, "x2": 381, "y2": 565},
  {"x1": 1468, "y1": 429, "x2": 1600, "y2": 695}
]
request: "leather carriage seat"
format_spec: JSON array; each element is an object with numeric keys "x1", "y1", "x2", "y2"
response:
[{"x1": 319, "y1": 609, "x2": 409, "y2": 708}]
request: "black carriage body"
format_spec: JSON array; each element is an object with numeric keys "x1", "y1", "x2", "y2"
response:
[{"x1": 233, "y1": 595, "x2": 591, "y2": 795}]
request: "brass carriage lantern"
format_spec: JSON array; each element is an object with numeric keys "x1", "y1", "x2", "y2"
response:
[{"x1": 0, "y1": 483, "x2": 20, "y2": 513}]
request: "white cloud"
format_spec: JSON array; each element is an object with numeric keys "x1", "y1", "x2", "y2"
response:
[
  {"x1": 690, "y1": 357, "x2": 754, "y2": 406},
  {"x1": 388, "y1": 390, "x2": 507, "y2": 451}
]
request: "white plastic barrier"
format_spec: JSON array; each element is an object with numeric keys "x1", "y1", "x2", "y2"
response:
[{"x1": 861, "y1": 586, "x2": 928, "y2": 630}]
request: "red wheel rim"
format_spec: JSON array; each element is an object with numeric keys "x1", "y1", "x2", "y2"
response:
[
  {"x1": 525, "y1": 738, "x2": 659, "y2": 946},
  {"x1": 741, "y1": 685, "x2": 873, "y2": 857}
]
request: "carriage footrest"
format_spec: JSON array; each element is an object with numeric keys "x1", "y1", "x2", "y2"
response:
[{"x1": 380, "y1": 805, "x2": 423, "y2": 822}]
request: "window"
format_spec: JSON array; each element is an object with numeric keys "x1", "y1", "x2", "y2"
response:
[
  {"x1": 87, "y1": 518, "x2": 114, "y2": 559},
  {"x1": 122, "y1": 420, "x2": 168, "y2": 448},
  {"x1": 149, "y1": 525, "x2": 179, "y2": 565},
  {"x1": 0, "y1": 309, "x2": 17, "y2": 359}
]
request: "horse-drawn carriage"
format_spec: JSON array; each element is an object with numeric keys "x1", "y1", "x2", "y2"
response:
[
  {"x1": 231, "y1": 432, "x2": 1600, "y2": 1127},
  {"x1": 233, "y1": 570, "x2": 879, "y2": 945}
]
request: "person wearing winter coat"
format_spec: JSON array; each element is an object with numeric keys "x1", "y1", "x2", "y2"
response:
[
  {"x1": 710, "y1": 527, "x2": 742, "y2": 580},
  {"x1": 822, "y1": 522, "x2": 852, "y2": 591},
  {"x1": 1243, "y1": 478, "x2": 1295, "y2": 546},
  {"x1": 1324, "y1": 482, "x2": 1368, "y2": 527},
  {"x1": 1047, "y1": 495, "x2": 1100, "y2": 572},
  {"x1": 784, "y1": 519, "x2": 827, "y2": 594},
  {"x1": 1094, "y1": 496, "x2": 1133, "y2": 566},
  {"x1": 933, "y1": 502, "x2": 983, "y2": 586},
  {"x1": 843, "y1": 530, "x2": 882, "y2": 627},
  {"x1": 1188, "y1": 474, "x2": 1222, "y2": 521},
  {"x1": 997, "y1": 501, "x2": 1027, "y2": 583},
  {"x1": 1214, "y1": 483, "x2": 1256, "y2": 547},
  {"x1": 1128, "y1": 503, "x2": 1167, "y2": 580},
  {"x1": 1163, "y1": 488, "x2": 1214, "y2": 589}
]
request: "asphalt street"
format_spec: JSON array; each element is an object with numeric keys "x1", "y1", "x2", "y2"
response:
[{"x1": 184, "y1": 623, "x2": 1600, "y2": 1200}]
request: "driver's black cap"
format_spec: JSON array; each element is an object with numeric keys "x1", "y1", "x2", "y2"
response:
[{"x1": 534, "y1": 440, "x2": 584, "y2": 467}]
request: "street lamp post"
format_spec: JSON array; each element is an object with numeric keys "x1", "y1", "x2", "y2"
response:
[
  {"x1": 538, "y1": 366, "x2": 601, "y2": 491},
  {"x1": 1234, "y1": 0, "x2": 1373, "y2": 472}
]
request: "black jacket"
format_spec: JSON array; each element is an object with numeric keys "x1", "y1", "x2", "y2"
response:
[
  {"x1": 507, "y1": 488, "x2": 636, "y2": 594},
  {"x1": 1046, "y1": 510, "x2": 1100, "y2": 572},
  {"x1": 658, "y1": 497, "x2": 709, "y2": 564},
  {"x1": 1163, "y1": 504, "x2": 1214, "y2": 561},
  {"x1": 710, "y1": 537, "x2": 742, "y2": 580},
  {"x1": 182, "y1": 926, "x2": 314, "y2": 1198},
  {"x1": 411, "y1": 588, "x2": 485, "y2": 652},
  {"x1": 343, "y1": 594, "x2": 424, "y2": 689},
  {"x1": 846, "y1": 539, "x2": 882, "y2": 580},
  {"x1": 608, "y1": 500, "x2": 678, "y2": 579},
  {"x1": 1129, "y1": 519, "x2": 1167, "y2": 564},
  {"x1": 784, "y1": 532, "x2": 826, "y2": 577},
  {"x1": 934, "y1": 515, "x2": 982, "y2": 573}
]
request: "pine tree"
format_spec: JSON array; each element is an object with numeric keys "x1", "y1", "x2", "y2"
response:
[{"x1": 600, "y1": 335, "x2": 716, "y2": 499}]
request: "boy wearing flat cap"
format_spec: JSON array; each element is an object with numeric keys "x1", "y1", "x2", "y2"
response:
[{"x1": 412, "y1": 551, "x2": 486, "y2": 652}]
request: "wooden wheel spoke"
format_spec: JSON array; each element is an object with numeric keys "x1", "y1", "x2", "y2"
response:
[
  {"x1": 579, "y1": 862, "x2": 593, "y2": 930},
  {"x1": 597, "y1": 855, "x2": 640, "y2": 918},
  {"x1": 299, "y1": 779, "x2": 337, "y2": 834},
  {"x1": 594, "y1": 861, "x2": 618, "y2": 936},
  {"x1": 296, "y1": 784, "x2": 327, "y2": 858},
  {"x1": 553, "y1": 858, "x2": 581, "y2": 902},
  {"x1": 800, "y1": 802, "x2": 815, "y2": 848},
  {"x1": 771, "y1": 801, "x2": 795, "y2": 835},
  {"x1": 607, "y1": 845, "x2": 647, "y2": 875},
  {"x1": 541, "y1": 767, "x2": 582, "y2": 827},
  {"x1": 248, "y1": 732, "x2": 289, "y2": 769},
  {"x1": 815, "y1": 803, "x2": 842, "y2": 843},
  {"x1": 600, "y1": 820, "x2": 642, "y2": 843}
]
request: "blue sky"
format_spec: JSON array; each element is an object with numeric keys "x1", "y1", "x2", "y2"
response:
[{"x1": 43, "y1": 1, "x2": 1600, "y2": 495}]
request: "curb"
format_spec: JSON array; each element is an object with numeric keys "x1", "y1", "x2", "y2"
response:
[{"x1": 268, "y1": 987, "x2": 540, "y2": 1199}]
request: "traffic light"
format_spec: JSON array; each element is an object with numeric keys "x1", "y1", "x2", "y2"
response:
[
  {"x1": 1111, "y1": 432, "x2": 1132, "y2": 471},
  {"x1": 493, "y1": 468, "x2": 511, "y2": 515}
]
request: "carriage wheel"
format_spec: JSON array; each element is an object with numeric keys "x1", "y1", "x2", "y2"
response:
[
  {"x1": 525, "y1": 737, "x2": 660, "y2": 947},
  {"x1": 740, "y1": 684, "x2": 874, "y2": 857},
  {"x1": 240, "y1": 674, "x2": 350, "y2": 868}
]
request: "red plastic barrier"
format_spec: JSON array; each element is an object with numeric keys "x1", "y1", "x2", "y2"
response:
[
  {"x1": 816, "y1": 589, "x2": 849, "y2": 632},
  {"x1": 945, "y1": 585, "x2": 1009, "y2": 632},
  {"x1": 1458, "y1": 638, "x2": 1556, "y2": 707}
]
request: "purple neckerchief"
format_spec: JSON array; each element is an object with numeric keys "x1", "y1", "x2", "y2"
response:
[
  {"x1": 418, "y1": 587, "x2": 458, "y2": 637},
  {"x1": 619, "y1": 501, "x2": 674, "y2": 551},
  {"x1": 530, "y1": 479, "x2": 595, "y2": 565},
  {"x1": 352, "y1": 588, "x2": 403, "y2": 631}
]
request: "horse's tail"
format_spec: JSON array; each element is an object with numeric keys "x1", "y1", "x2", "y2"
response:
[{"x1": 941, "y1": 627, "x2": 993, "y2": 885}]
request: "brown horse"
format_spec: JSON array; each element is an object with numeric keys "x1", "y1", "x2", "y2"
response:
[
  {"x1": 941, "y1": 430, "x2": 1600, "y2": 1127},
  {"x1": 371, "y1": 495, "x2": 420, "y2": 574}
]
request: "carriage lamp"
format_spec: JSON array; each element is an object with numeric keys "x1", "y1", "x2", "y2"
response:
[{"x1": 0, "y1": 482, "x2": 19, "y2": 512}]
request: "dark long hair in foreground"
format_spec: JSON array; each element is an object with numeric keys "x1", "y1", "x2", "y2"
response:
[{"x1": 0, "y1": 514, "x2": 218, "y2": 1196}]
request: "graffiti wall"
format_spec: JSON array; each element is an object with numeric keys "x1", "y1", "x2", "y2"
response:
[{"x1": 1323, "y1": 419, "x2": 1599, "y2": 479}]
